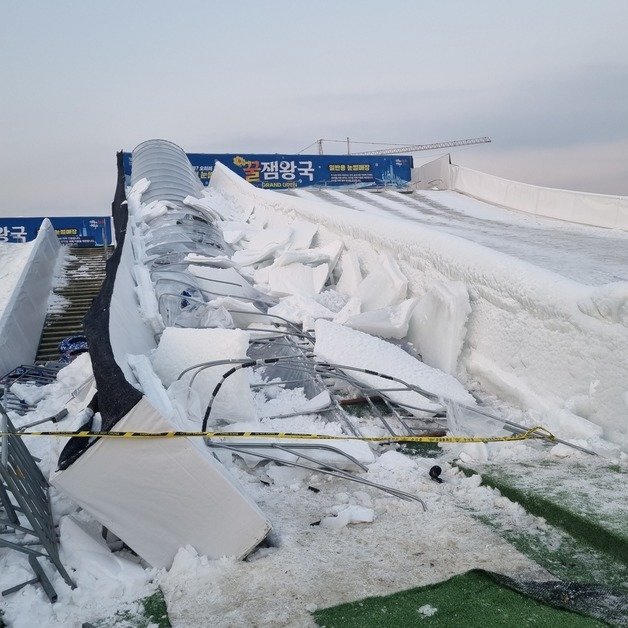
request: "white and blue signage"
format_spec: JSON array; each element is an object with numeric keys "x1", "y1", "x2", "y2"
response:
[
  {"x1": 0, "y1": 217, "x2": 112, "y2": 246},
  {"x1": 123, "y1": 153, "x2": 412, "y2": 189}
]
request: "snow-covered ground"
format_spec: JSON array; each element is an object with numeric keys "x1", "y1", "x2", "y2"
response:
[
  {"x1": 1, "y1": 167, "x2": 626, "y2": 627},
  {"x1": 289, "y1": 189, "x2": 628, "y2": 286}
]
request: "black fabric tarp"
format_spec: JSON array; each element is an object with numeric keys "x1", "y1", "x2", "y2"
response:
[{"x1": 58, "y1": 152, "x2": 142, "y2": 470}]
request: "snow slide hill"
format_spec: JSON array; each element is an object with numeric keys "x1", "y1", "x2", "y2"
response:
[{"x1": 209, "y1": 163, "x2": 628, "y2": 449}]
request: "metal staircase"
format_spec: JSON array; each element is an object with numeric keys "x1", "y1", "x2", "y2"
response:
[{"x1": 36, "y1": 247, "x2": 107, "y2": 363}]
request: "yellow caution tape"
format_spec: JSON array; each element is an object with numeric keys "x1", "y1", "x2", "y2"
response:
[{"x1": 1, "y1": 426, "x2": 555, "y2": 444}]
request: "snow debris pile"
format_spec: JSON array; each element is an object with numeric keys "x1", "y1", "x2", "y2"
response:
[{"x1": 3, "y1": 147, "x2": 627, "y2": 627}]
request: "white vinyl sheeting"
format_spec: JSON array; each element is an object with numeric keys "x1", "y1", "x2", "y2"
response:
[
  {"x1": 52, "y1": 140, "x2": 272, "y2": 567},
  {"x1": 0, "y1": 219, "x2": 60, "y2": 376},
  {"x1": 51, "y1": 397, "x2": 271, "y2": 568},
  {"x1": 451, "y1": 164, "x2": 628, "y2": 230},
  {"x1": 410, "y1": 155, "x2": 451, "y2": 190}
]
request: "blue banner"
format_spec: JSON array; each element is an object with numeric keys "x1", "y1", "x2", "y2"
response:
[
  {"x1": 123, "y1": 153, "x2": 412, "y2": 189},
  {"x1": 0, "y1": 217, "x2": 113, "y2": 246}
]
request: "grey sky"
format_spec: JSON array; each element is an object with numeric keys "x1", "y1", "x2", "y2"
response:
[{"x1": 1, "y1": 0, "x2": 627, "y2": 216}]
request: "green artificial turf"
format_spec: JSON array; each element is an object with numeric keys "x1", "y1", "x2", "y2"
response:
[
  {"x1": 89, "y1": 589, "x2": 171, "y2": 628},
  {"x1": 313, "y1": 570, "x2": 607, "y2": 628},
  {"x1": 459, "y1": 461, "x2": 628, "y2": 564}
]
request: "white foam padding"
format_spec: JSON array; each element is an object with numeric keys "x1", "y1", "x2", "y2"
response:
[
  {"x1": 151, "y1": 327, "x2": 257, "y2": 423},
  {"x1": 314, "y1": 319, "x2": 475, "y2": 414},
  {"x1": 51, "y1": 397, "x2": 271, "y2": 568}
]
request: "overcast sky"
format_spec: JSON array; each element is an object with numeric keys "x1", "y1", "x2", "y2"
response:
[{"x1": 1, "y1": 1, "x2": 627, "y2": 216}]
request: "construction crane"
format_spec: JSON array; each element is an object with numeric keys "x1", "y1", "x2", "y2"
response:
[
  {"x1": 355, "y1": 136, "x2": 491, "y2": 155},
  {"x1": 297, "y1": 136, "x2": 491, "y2": 155}
]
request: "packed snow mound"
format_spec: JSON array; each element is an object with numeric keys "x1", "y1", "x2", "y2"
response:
[
  {"x1": 577, "y1": 282, "x2": 628, "y2": 326},
  {"x1": 208, "y1": 173, "x2": 627, "y2": 448},
  {"x1": 314, "y1": 319, "x2": 475, "y2": 414},
  {"x1": 152, "y1": 327, "x2": 257, "y2": 423}
]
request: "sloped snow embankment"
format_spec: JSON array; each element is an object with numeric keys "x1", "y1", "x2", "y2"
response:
[
  {"x1": 209, "y1": 163, "x2": 628, "y2": 450},
  {"x1": 0, "y1": 219, "x2": 62, "y2": 377}
]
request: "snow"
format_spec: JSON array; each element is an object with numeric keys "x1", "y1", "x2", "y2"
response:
[
  {"x1": 418, "y1": 604, "x2": 438, "y2": 617},
  {"x1": 314, "y1": 319, "x2": 476, "y2": 415},
  {"x1": 267, "y1": 262, "x2": 329, "y2": 297},
  {"x1": 407, "y1": 280, "x2": 471, "y2": 374},
  {"x1": 3, "y1": 158, "x2": 627, "y2": 626},
  {"x1": 151, "y1": 327, "x2": 257, "y2": 424},
  {"x1": 295, "y1": 188, "x2": 628, "y2": 286},
  {"x1": 0, "y1": 241, "x2": 34, "y2": 317},
  {"x1": 244, "y1": 181, "x2": 628, "y2": 448}
]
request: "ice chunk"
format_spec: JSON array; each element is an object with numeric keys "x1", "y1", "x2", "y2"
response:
[
  {"x1": 232, "y1": 228, "x2": 292, "y2": 266},
  {"x1": 287, "y1": 220, "x2": 318, "y2": 250},
  {"x1": 320, "y1": 505, "x2": 375, "y2": 529},
  {"x1": 356, "y1": 253, "x2": 407, "y2": 311},
  {"x1": 333, "y1": 296, "x2": 362, "y2": 325},
  {"x1": 131, "y1": 264, "x2": 164, "y2": 334},
  {"x1": 267, "y1": 263, "x2": 329, "y2": 297},
  {"x1": 126, "y1": 353, "x2": 175, "y2": 419},
  {"x1": 314, "y1": 319, "x2": 475, "y2": 414},
  {"x1": 126, "y1": 178, "x2": 150, "y2": 215},
  {"x1": 275, "y1": 241, "x2": 343, "y2": 275},
  {"x1": 183, "y1": 195, "x2": 223, "y2": 222},
  {"x1": 336, "y1": 251, "x2": 362, "y2": 296},
  {"x1": 151, "y1": 327, "x2": 257, "y2": 423},
  {"x1": 268, "y1": 294, "x2": 336, "y2": 324},
  {"x1": 342, "y1": 298, "x2": 418, "y2": 339},
  {"x1": 407, "y1": 280, "x2": 471, "y2": 375}
]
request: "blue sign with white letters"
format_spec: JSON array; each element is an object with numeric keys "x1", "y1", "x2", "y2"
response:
[
  {"x1": 122, "y1": 152, "x2": 412, "y2": 189},
  {"x1": 0, "y1": 217, "x2": 112, "y2": 246}
]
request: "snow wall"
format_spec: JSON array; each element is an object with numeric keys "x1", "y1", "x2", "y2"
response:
[
  {"x1": 0, "y1": 219, "x2": 60, "y2": 377},
  {"x1": 451, "y1": 164, "x2": 628, "y2": 230},
  {"x1": 210, "y1": 163, "x2": 628, "y2": 449},
  {"x1": 53, "y1": 149, "x2": 271, "y2": 568}
]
